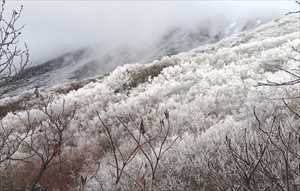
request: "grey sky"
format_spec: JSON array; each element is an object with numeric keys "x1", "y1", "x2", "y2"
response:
[{"x1": 6, "y1": 1, "x2": 297, "y2": 63}]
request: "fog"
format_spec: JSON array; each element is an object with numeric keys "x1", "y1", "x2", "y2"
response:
[{"x1": 6, "y1": 1, "x2": 297, "y2": 63}]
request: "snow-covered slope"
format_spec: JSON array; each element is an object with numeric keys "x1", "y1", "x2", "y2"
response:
[
  {"x1": 26, "y1": 13, "x2": 299, "y2": 124},
  {"x1": 1, "y1": 13, "x2": 299, "y2": 190},
  {"x1": 2, "y1": 12, "x2": 300, "y2": 145},
  {"x1": 0, "y1": 18, "x2": 264, "y2": 98}
]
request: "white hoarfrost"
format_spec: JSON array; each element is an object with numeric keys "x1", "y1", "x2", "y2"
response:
[{"x1": 1, "y1": 13, "x2": 300, "y2": 190}]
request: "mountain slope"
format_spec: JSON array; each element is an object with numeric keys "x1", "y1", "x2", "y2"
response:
[
  {"x1": 0, "y1": 18, "x2": 264, "y2": 98},
  {"x1": 2, "y1": 12, "x2": 299, "y2": 147},
  {"x1": 0, "y1": 13, "x2": 299, "y2": 190}
]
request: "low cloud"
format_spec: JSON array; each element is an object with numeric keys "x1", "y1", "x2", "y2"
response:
[{"x1": 6, "y1": 1, "x2": 297, "y2": 63}]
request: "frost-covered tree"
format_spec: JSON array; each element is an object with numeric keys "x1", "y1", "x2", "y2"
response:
[{"x1": 0, "y1": 0, "x2": 29, "y2": 95}]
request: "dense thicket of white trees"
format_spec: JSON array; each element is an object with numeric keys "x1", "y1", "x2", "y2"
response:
[{"x1": 0, "y1": 7, "x2": 299, "y2": 191}]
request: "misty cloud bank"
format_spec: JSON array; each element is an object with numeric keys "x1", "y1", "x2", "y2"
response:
[{"x1": 6, "y1": 1, "x2": 297, "y2": 63}]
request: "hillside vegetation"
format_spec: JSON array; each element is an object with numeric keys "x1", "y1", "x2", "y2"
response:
[{"x1": 0, "y1": 13, "x2": 300, "y2": 191}]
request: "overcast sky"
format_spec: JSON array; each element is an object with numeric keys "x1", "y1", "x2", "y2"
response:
[{"x1": 5, "y1": 1, "x2": 297, "y2": 63}]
